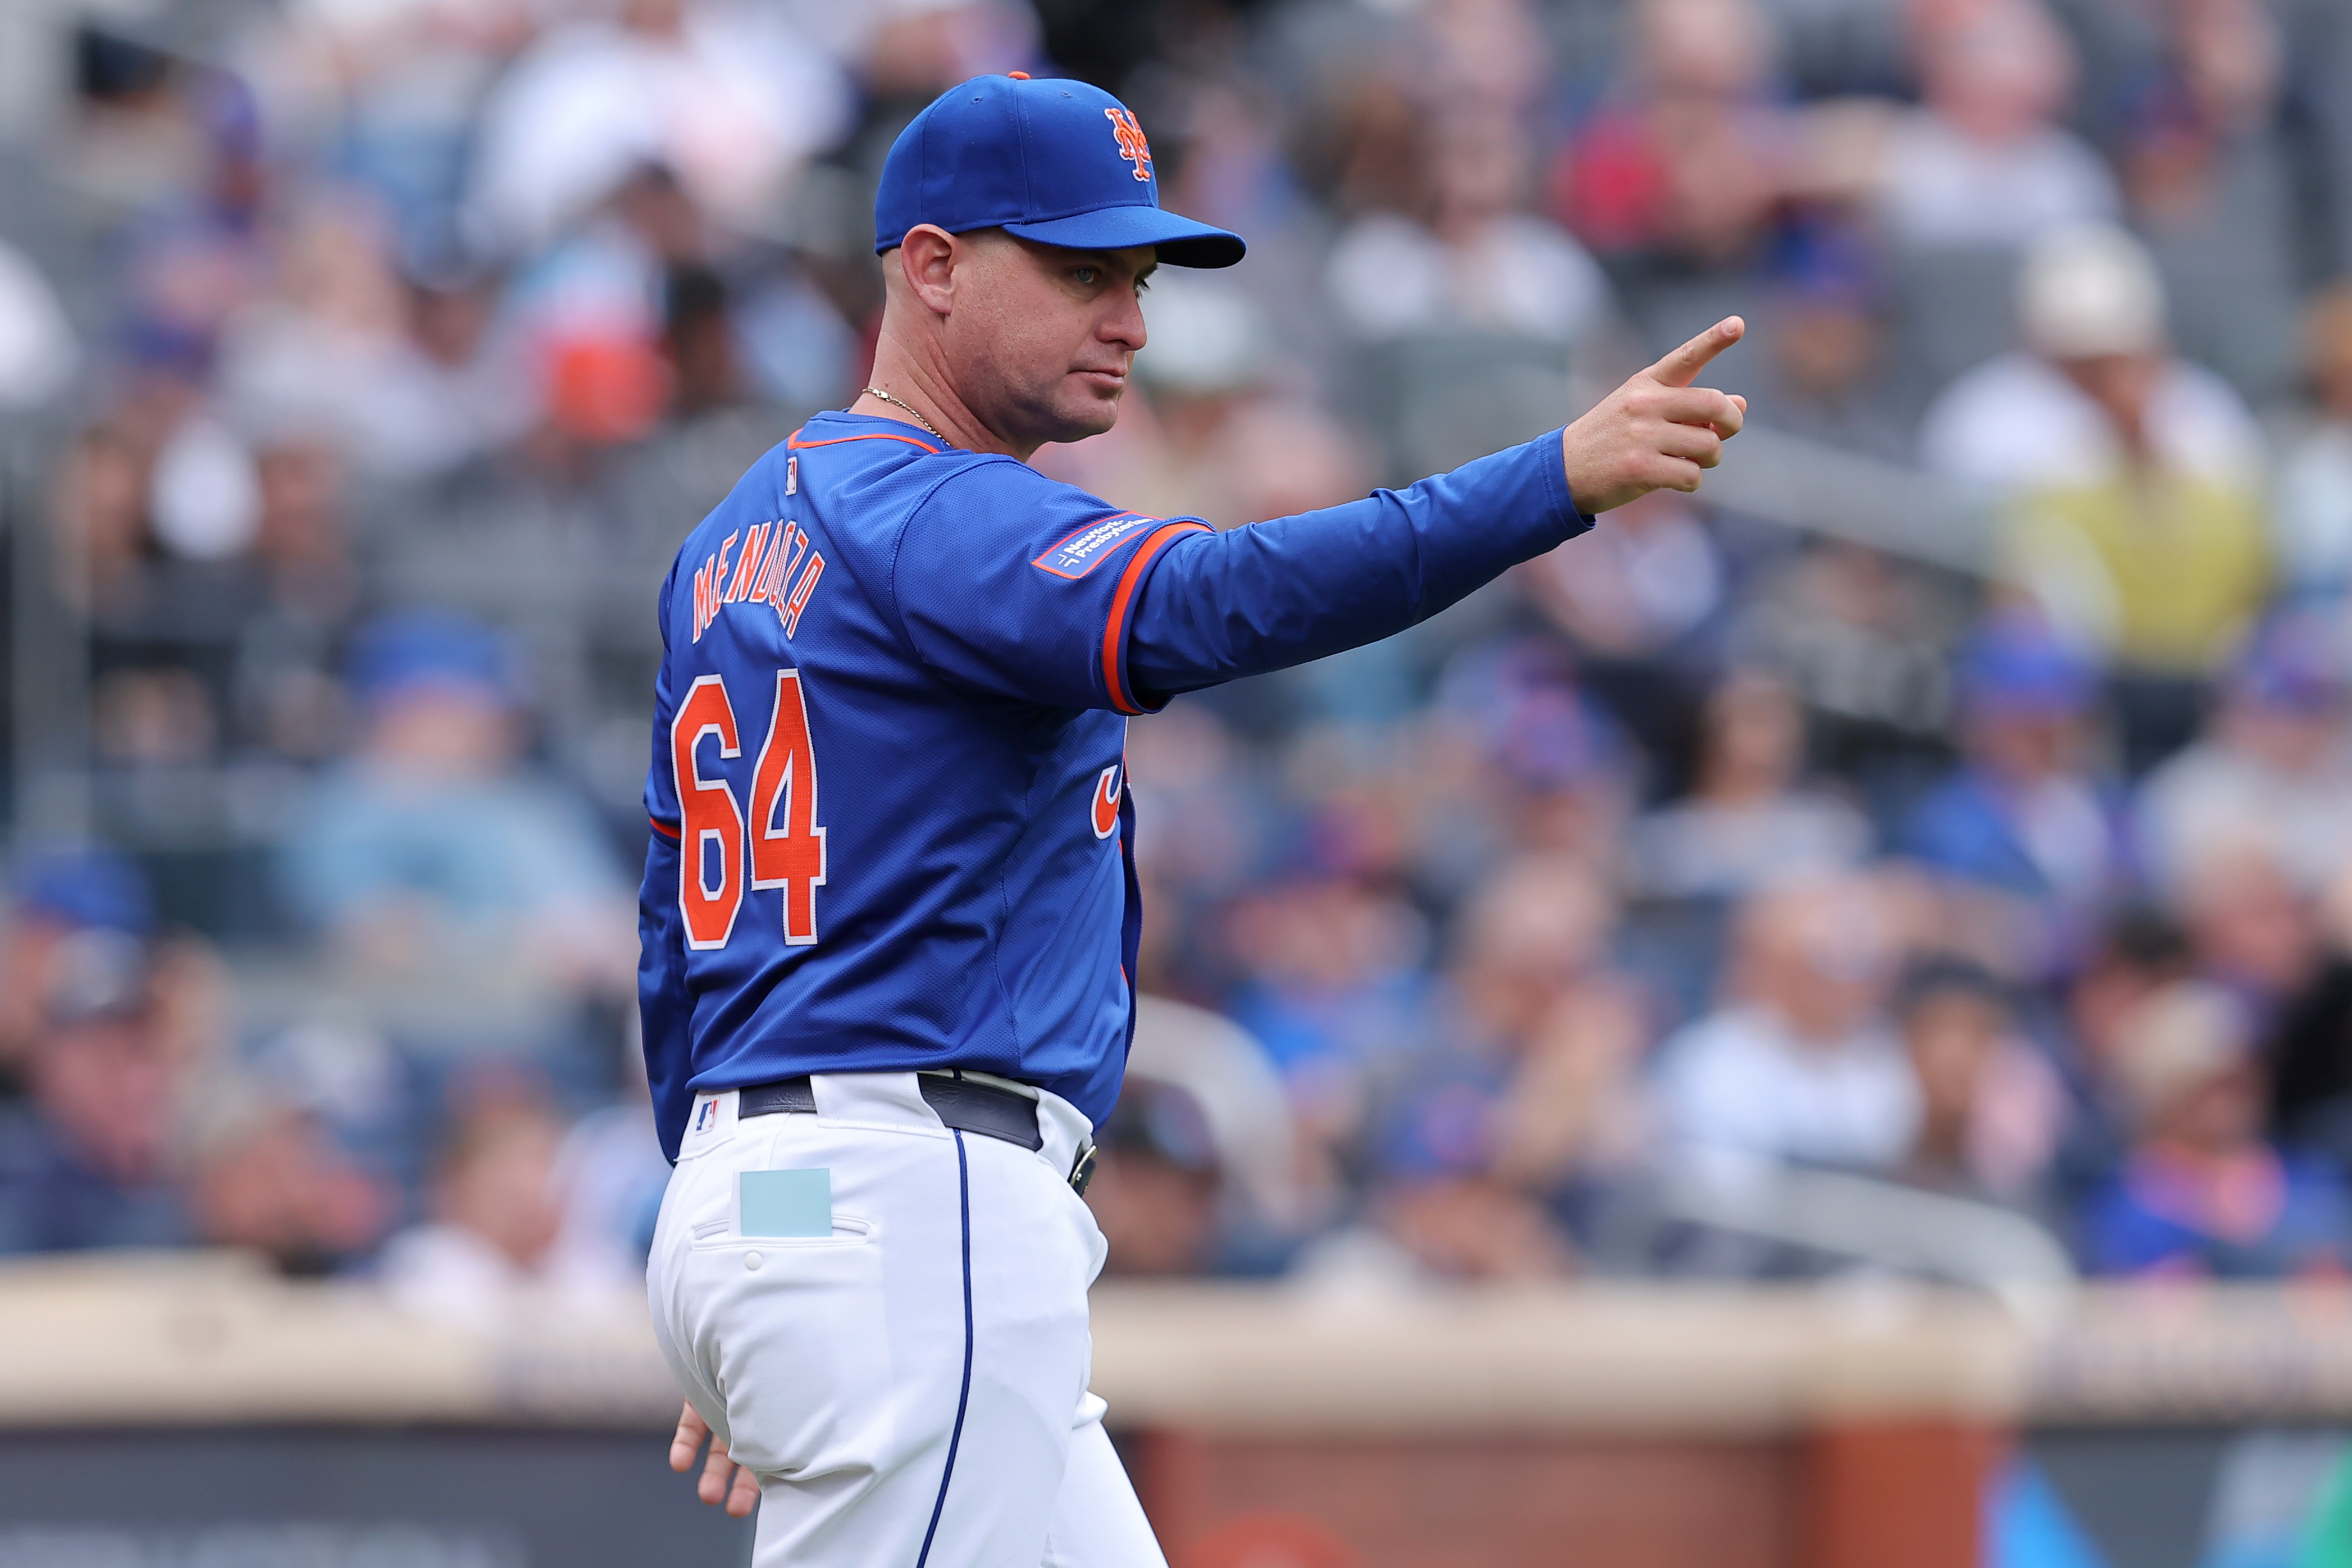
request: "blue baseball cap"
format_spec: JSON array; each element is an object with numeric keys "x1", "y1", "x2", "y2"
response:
[
  {"x1": 874, "y1": 75, "x2": 1245, "y2": 269},
  {"x1": 1957, "y1": 613, "x2": 2097, "y2": 718},
  {"x1": 348, "y1": 609, "x2": 514, "y2": 706}
]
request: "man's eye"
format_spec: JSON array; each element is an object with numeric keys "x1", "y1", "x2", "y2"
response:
[
  {"x1": 1135, "y1": 276, "x2": 1151, "y2": 294},
  {"x1": 1072, "y1": 267, "x2": 1100, "y2": 284}
]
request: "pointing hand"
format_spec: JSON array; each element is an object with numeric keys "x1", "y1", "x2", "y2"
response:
[{"x1": 1560, "y1": 317, "x2": 1749, "y2": 514}]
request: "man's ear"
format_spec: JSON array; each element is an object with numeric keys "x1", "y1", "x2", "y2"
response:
[{"x1": 899, "y1": 226, "x2": 960, "y2": 317}]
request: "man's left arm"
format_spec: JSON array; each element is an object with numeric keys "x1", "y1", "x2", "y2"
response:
[
  {"x1": 1125, "y1": 317, "x2": 1747, "y2": 701},
  {"x1": 1126, "y1": 434, "x2": 1585, "y2": 699}
]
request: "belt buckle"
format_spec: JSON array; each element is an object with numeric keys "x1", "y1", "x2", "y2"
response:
[{"x1": 1068, "y1": 1141, "x2": 1098, "y2": 1198}]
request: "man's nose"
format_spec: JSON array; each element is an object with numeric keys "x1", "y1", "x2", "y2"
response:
[{"x1": 1104, "y1": 286, "x2": 1147, "y2": 352}]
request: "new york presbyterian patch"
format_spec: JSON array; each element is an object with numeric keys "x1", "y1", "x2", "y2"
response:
[{"x1": 1033, "y1": 513, "x2": 1158, "y2": 580}]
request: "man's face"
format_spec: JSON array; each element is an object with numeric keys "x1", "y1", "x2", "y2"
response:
[{"x1": 941, "y1": 233, "x2": 1154, "y2": 449}]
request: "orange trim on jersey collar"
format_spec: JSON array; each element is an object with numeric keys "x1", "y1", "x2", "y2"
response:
[
  {"x1": 1101, "y1": 522, "x2": 1210, "y2": 715},
  {"x1": 649, "y1": 815, "x2": 681, "y2": 840},
  {"x1": 786, "y1": 427, "x2": 943, "y2": 455}
]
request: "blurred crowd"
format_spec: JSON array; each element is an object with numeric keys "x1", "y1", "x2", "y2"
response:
[{"x1": 8, "y1": 0, "x2": 2352, "y2": 1305}]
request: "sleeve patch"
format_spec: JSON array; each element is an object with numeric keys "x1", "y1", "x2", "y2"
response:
[{"x1": 1032, "y1": 513, "x2": 1159, "y2": 580}]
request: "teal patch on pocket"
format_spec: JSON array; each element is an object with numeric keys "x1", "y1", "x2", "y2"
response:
[{"x1": 740, "y1": 1168, "x2": 832, "y2": 1238}]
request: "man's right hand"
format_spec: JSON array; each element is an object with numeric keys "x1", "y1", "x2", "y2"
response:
[
  {"x1": 671, "y1": 1400, "x2": 759, "y2": 1518},
  {"x1": 1560, "y1": 317, "x2": 1749, "y2": 514}
]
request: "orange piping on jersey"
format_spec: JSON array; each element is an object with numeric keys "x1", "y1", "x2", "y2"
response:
[
  {"x1": 650, "y1": 815, "x2": 681, "y2": 840},
  {"x1": 786, "y1": 431, "x2": 942, "y2": 455},
  {"x1": 1101, "y1": 522, "x2": 1210, "y2": 715}
]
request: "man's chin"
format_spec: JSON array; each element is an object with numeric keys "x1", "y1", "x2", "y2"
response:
[{"x1": 1043, "y1": 398, "x2": 1122, "y2": 445}]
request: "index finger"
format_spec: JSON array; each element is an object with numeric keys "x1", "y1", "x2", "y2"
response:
[{"x1": 1647, "y1": 316, "x2": 1745, "y2": 388}]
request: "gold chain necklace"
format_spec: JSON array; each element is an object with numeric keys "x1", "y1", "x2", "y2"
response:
[{"x1": 860, "y1": 386, "x2": 942, "y2": 439}]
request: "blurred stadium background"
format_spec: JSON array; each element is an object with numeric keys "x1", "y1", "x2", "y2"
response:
[{"x1": 6, "y1": 0, "x2": 2352, "y2": 1562}]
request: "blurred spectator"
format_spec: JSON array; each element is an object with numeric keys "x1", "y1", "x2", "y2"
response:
[
  {"x1": 1899, "y1": 613, "x2": 2127, "y2": 952},
  {"x1": 1889, "y1": 956, "x2": 2064, "y2": 1205},
  {"x1": 377, "y1": 1087, "x2": 635, "y2": 1321},
  {"x1": 1308, "y1": 857, "x2": 1633, "y2": 1285},
  {"x1": 1369, "y1": 1174, "x2": 1577, "y2": 1283},
  {"x1": 281, "y1": 611, "x2": 635, "y2": 1067},
  {"x1": 2113, "y1": 0, "x2": 2298, "y2": 402},
  {"x1": 1743, "y1": 223, "x2": 1911, "y2": 464},
  {"x1": 1871, "y1": 0, "x2": 2118, "y2": 249},
  {"x1": 2173, "y1": 841, "x2": 2323, "y2": 1016},
  {"x1": 1551, "y1": 0, "x2": 1792, "y2": 272},
  {"x1": 1727, "y1": 541, "x2": 1962, "y2": 790},
  {"x1": 2272, "y1": 284, "x2": 2352, "y2": 600},
  {"x1": 0, "y1": 239, "x2": 79, "y2": 411},
  {"x1": 1651, "y1": 873, "x2": 1917, "y2": 1169},
  {"x1": 216, "y1": 193, "x2": 535, "y2": 480},
  {"x1": 2137, "y1": 611, "x2": 2352, "y2": 901},
  {"x1": 463, "y1": 0, "x2": 851, "y2": 257},
  {"x1": 1087, "y1": 1078, "x2": 1225, "y2": 1278},
  {"x1": 1127, "y1": 995, "x2": 1310, "y2": 1261},
  {"x1": 2081, "y1": 981, "x2": 2348, "y2": 1277},
  {"x1": 1328, "y1": 105, "x2": 1611, "y2": 348},
  {"x1": 1629, "y1": 668, "x2": 1871, "y2": 901},
  {"x1": 1518, "y1": 488, "x2": 1725, "y2": 677},
  {"x1": 1925, "y1": 229, "x2": 2269, "y2": 738},
  {"x1": 0, "y1": 848, "x2": 156, "y2": 1095},
  {"x1": 0, "y1": 929, "x2": 189, "y2": 1254},
  {"x1": 548, "y1": 1045, "x2": 673, "y2": 1271},
  {"x1": 1920, "y1": 223, "x2": 2263, "y2": 498},
  {"x1": 1220, "y1": 864, "x2": 1432, "y2": 1182},
  {"x1": 1429, "y1": 636, "x2": 1638, "y2": 878},
  {"x1": 186, "y1": 1081, "x2": 392, "y2": 1276}
]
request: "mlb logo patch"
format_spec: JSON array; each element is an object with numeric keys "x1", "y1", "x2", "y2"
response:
[
  {"x1": 1033, "y1": 513, "x2": 1156, "y2": 580},
  {"x1": 695, "y1": 1098, "x2": 718, "y2": 1133}
]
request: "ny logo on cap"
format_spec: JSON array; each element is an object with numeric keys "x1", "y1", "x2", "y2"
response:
[{"x1": 1104, "y1": 108, "x2": 1153, "y2": 183}]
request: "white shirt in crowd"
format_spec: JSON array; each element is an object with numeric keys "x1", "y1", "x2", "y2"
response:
[
  {"x1": 2137, "y1": 737, "x2": 2352, "y2": 899},
  {"x1": 1875, "y1": 111, "x2": 2119, "y2": 252},
  {"x1": 1651, "y1": 1004, "x2": 1920, "y2": 1170},
  {"x1": 1324, "y1": 212, "x2": 1611, "y2": 346},
  {"x1": 1918, "y1": 350, "x2": 2266, "y2": 496}
]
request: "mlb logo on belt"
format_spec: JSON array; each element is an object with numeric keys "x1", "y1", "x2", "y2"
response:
[
  {"x1": 695, "y1": 1097, "x2": 718, "y2": 1133},
  {"x1": 1033, "y1": 513, "x2": 1157, "y2": 580}
]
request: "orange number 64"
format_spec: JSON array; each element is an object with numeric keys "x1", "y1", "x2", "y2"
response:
[{"x1": 671, "y1": 670, "x2": 827, "y2": 951}]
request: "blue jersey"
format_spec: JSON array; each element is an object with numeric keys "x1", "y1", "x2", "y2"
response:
[{"x1": 640, "y1": 410, "x2": 1586, "y2": 1159}]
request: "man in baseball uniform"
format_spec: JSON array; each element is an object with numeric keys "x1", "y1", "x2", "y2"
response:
[{"x1": 641, "y1": 72, "x2": 1747, "y2": 1566}]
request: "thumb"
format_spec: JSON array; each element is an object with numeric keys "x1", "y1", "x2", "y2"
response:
[{"x1": 1647, "y1": 317, "x2": 1745, "y2": 388}]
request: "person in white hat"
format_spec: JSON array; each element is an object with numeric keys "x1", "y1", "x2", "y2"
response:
[{"x1": 1919, "y1": 221, "x2": 2264, "y2": 501}]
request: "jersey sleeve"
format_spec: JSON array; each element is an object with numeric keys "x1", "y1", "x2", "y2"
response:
[
  {"x1": 890, "y1": 460, "x2": 1209, "y2": 713},
  {"x1": 1124, "y1": 430, "x2": 1590, "y2": 700},
  {"x1": 638, "y1": 558, "x2": 695, "y2": 1163}
]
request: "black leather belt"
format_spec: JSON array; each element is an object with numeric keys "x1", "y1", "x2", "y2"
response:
[
  {"x1": 736, "y1": 1073, "x2": 1097, "y2": 1193},
  {"x1": 740, "y1": 1073, "x2": 1043, "y2": 1152}
]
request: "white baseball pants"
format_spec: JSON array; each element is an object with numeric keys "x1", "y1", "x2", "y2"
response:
[{"x1": 647, "y1": 1072, "x2": 1166, "y2": 1567}]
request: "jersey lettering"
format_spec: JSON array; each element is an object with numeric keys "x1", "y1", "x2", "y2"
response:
[
  {"x1": 753, "y1": 523, "x2": 797, "y2": 607},
  {"x1": 724, "y1": 522, "x2": 770, "y2": 602},
  {"x1": 672, "y1": 676, "x2": 746, "y2": 949},
  {"x1": 781, "y1": 554, "x2": 826, "y2": 638},
  {"x1": 691, "y1": 522, "x2": 827, "y2": 642},
  {"x1": 1033, "y1": 513, "x2": 1155, "y2": 580},
  {"x1": 749, "y1": 669, "x2": 827, "y2": 945}
]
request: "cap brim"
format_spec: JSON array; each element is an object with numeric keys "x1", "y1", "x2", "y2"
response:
[{"x1": 1000, "y1": 206, "x2": 1245, "y2": 269}]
